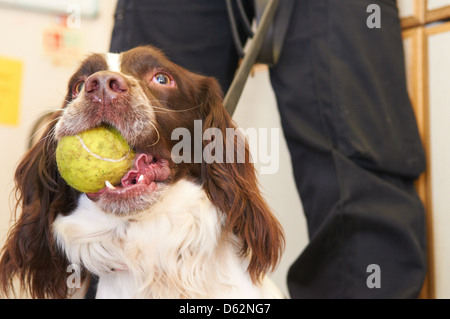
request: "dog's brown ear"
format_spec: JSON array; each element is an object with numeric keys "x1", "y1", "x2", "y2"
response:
[
  {"x1": 0, "y1": 111, "x2": 79, "y2": 298},
  {"x1": 199, "y1": 77, "x2": 285, "y2": 283}
]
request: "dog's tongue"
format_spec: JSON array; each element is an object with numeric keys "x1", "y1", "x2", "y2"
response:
[
  {"x1": 86, "y1": 153, "x2": 170, "y2": 201},
  {"x1": 121, "y1": 153, "x2": 156, "y2": 186}
]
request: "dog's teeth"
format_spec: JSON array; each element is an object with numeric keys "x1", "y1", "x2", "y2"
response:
[
  {"x1": 105, "y1": 180, "x2": 116, "y2": 189},
  {"x1": 137, "y1": 175, "x2": 144, "y2": 183}
]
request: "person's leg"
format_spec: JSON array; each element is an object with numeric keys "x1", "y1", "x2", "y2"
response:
[
  {"x1": 270, "y1": 0, "x2": 427, "y2": 298},
  {"x1": 110, "y1": 0, "x2": 253, "y2": 92}
]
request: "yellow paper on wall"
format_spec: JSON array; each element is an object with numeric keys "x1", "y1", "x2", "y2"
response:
[{"x1": 0, "y1": 56, "x2": 23, "y2": 126}]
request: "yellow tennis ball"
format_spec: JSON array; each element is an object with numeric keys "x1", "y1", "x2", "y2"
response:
[{"x1": 56, "y1": 126, "x2": 135, "y2": 193}]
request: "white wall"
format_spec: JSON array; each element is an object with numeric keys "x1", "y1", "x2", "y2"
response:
[{"x1": 0, "y1": 0, "x2": 308, "y2": 298}]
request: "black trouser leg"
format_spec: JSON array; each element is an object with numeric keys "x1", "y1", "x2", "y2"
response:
[{"x1": 269, "y1": 0, "x2": 427, "y2": 298}]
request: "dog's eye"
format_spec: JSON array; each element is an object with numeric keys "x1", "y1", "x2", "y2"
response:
[
  {"x1": 152, "y1": 73, "x2": 173, "y2": 86},
  {"x1": 72, "y1": 81, "x2": 85, "y2": 97}
]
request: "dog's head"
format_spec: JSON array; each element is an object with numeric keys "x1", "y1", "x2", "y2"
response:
[
  {"x1": 54, "y1": 46, "x2": 219, "y2": 215},
  {"x1": 0, "y1": 46, "x2": 284, "y2": 298}
]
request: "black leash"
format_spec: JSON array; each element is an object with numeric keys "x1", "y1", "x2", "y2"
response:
[{"x1": 224, "y1": 0, "x2": 294, "y2": 116}]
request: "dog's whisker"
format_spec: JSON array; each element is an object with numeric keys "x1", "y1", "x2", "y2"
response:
[
  {"x1": 19, "y1": 108, "x2": 64, "y2": 130},
  {"x1": 150, "y1": 104, "x2": 201, "y2": 113},
  {"x1": 29, "y1": 107, "x2": 64, "y2": 116},
  {"x1": 27, "y1": 116, "x2": 62, "y2": 148},
  {"x1": 148, "y1": 121, "x2": 160, "y2": 147},
  {"x1": 44, "y1": 125, "x2": 59, "y2": 151}
]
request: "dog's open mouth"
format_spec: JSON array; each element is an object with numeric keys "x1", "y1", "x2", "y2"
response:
[{"x1": 86, "y1": 153, "x2": 171, "y2": 201}]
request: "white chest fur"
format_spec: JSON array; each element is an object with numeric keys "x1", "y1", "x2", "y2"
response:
[{"x1": 53, "y1": 180, "x2": 282, "y2": 298}]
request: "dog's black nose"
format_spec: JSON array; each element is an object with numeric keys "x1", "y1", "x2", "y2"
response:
[{"x1": 84, "y1": 71, "x2": 128, "y2": 104}]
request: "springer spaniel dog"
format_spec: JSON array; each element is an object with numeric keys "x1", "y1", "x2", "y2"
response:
[{"x1": 0, "y1": 46, "x2": 284, "y2": 299}]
